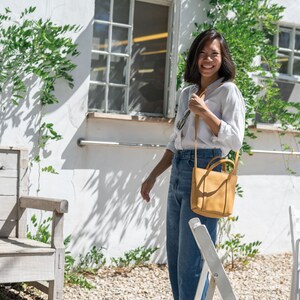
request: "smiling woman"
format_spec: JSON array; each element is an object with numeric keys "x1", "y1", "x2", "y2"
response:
[{"x1": 140, "y1": 29, "x2": 245, "y2": 300}]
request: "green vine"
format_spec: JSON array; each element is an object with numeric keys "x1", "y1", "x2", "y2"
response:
[{"x1": 0, "y1": 6, "x2": 80, "y2": 189}]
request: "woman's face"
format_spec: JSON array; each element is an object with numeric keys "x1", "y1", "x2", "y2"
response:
[{"x1": 197, "y1": 39, "x2": 222, "y2": 82}]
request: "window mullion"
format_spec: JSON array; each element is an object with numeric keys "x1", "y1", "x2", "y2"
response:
[
  {"x1": 124, "y1": 0, "x2": 135, "y2": 114},
  {"x1": 92, "y1": 50, "x2": 129, "y2": 58},
  {"x1": 94, "y1": 19, "x2": 131, "y2": 29},
  {"x1": 105, "y1": 0, "x2": 114, "y2": 112},
  {"x1": 289, "y1": 27, "x2": 296, "y2": 75},
  {"x1": 167, "y1": 0, "x2": 180, "y2": 118}
]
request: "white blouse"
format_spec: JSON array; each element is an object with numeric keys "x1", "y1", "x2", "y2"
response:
[{"x1": 166, "y1": 78, "x2": 246, "y2": 157}]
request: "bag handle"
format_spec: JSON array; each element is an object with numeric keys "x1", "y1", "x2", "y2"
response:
[
  {"x1": 206, "y1": 158, "x2": 236, "y2": 179},
  {"x1": 206, "y1": 156, "x2": 225, "y2": 171}
]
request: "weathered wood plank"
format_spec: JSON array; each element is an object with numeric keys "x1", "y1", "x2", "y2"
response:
[
  {"x1": 49, "y1": 249, "x2": 64, "y2": 300},
  {"x1": 0, "y1": 253, "x2": 55, "y2": 283},
  {"x1": 0, "y1": 221, "x2": 17, "y2": 237},
  {"x1": 18, "y1": 148, "x2": 29, "y2": 238},
  {"x1": 0, "y1": 151, "x2": 18, "y2": 170},
  {"x1": 29, "y1": 281, "x2": 49, "y2": 294},
  {"x1": 0, "y1": 196, "x2": 18, "y2": 220},
  {"x1": 0, "y1": 169, "x2": 18, "y2": 178},
  {"x1": 0, "y1": 238, "x2": 54, "y2": 254},
  {"x1": 20, "y1": 197, "x2": 68, "y2": 213},
  {"x1": 0, "y1": 177, "x2": 17, "y2": 196}
]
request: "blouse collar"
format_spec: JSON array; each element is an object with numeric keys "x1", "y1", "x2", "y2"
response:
[{"x1": 192, "y1": 77, "x2": 225, "y2": 96}]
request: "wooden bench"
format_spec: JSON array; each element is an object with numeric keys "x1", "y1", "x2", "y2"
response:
[
  {"x1": 189, "y1": 218, "x2": 237, "y2": 300},
  {"x1": 0, "y1": 146, "x2": 68, "y2": 300}
]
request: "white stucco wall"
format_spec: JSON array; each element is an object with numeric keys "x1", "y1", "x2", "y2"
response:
[
  {"x1": 0, "y1": 0, "x2": 299, "y2": 264},
  {"x1": 273, "y1": 0, "x2": 299, "y2": 24},
  {"x1": 237, "y1": 129, "x2": 300, "y2": 254}
]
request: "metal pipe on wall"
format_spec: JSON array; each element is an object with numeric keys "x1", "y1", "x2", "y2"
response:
[
  {"x1": 77, "y1": 138, "x2": 300, "y2": 155},
  {"x1": 77, "y1": 138, "x2": 165, "y2": 149}
]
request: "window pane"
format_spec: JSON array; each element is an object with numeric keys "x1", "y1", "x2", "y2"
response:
[
  {"x1": 88, "y1": 84, "x2": 106, "y2": 111},
  {"x1": 276, "y1": 80, "x2": 295, "y2": 101},
  {"x1": 278, "y1": 51, "x2": 289, "y2": 74},
  {"x1": 95, "y1": 0, "x2": 110, "y2": 21},
  {"x1": 279, "y1": 30, "x2": 290, "y2": 49},
  {"x1": 268, "y1": 34, "x2": 274, "y2": 46},
  {"x1": 108, "y1": 87, "x2": 125, "y2": 112},
  {"x1": 294, "y1": 57, "x2": 300, "y2": 75},
  {"x1": 93, "y1": 23, "x2": 108, "y2": 51},
  {"x1": 296, "y1": 32, "x2": 300, "y2": 51},
  {"x1": 113, "y1": 0, "x2": 130, "y2": 24},
  {"x1": 112, "y1": 26, "x2": 129, "y2": 53},
  {"x1": 109, "y1": 56, "x2": 127, "y2": 84},
  {"x1": 90, "y1": 53, "x2": 107, "y2": 82},
  {"x1": 129, "y1": 1, "x2": 169, "y2": 115}
]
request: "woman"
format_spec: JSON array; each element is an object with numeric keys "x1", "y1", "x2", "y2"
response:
[{"x1": 140, "y1": 29, "x2": 245, "y2": 300}]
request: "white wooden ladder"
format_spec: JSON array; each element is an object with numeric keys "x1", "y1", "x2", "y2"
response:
[
  {"x1": 189, "y1": 218, "x2": 237, "y2": 300},
  {"x1": 289, "y1": 205, "x2": 300, "y2": 300}
]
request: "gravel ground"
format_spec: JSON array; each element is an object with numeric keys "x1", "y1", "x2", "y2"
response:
[{"x1": 0, "y1": 253, "x2": 292, "y2": 300}]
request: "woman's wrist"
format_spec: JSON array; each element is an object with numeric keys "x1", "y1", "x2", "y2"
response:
[{"x1": 147, "y1": 173, "x2": 157, "y2": 182}]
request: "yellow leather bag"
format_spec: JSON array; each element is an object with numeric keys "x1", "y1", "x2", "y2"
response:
[{"x1": 190, "y1": 115, "x2": 239, "y2": 218}]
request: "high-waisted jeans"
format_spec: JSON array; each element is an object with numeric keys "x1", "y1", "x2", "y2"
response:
[{"x1": 166, "y1": 148, "x2": 222, "y2": 300}]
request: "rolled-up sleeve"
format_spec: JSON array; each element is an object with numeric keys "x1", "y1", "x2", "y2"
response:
[
  {"x1": 166, "y1": 136, "x2": 176, "y2": 153},
  {"x1": 211, "y1": 83, "x2": 245, "y2": 151}
]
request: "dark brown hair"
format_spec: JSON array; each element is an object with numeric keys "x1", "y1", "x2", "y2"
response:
[{"x1": 184, "y1": 29, "x2": 235, "y2": 84}]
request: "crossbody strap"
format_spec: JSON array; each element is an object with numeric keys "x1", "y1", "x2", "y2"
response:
[
  {"x1": 194, "y1": 89, "x2": 205, "y2": 169},
  {"x1": 193, "y1": 88, "x2": 239, "y2": 173}
]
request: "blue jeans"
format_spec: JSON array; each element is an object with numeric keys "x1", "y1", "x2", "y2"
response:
[{"x1": 166, "y1": 148, "x2": 222, "y2": 300}]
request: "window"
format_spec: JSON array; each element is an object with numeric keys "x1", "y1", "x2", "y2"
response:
[
  {"x1": 275, "y1": 25, "x2": 300, "y2": 76},
  {"x1": 89, "y1": 0, "x2": 179, "y2": 117},
  {"x1": 257, "y1": 24, "x2": 300, "y2": 125}
]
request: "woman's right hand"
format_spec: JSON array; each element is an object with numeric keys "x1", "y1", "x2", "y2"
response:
[
  {"x1": 140, "y1": 176, "x2": 156, "y2": 202},
  {"x1": 140, "y1": 149, "x2": 174, "y2": 202}
]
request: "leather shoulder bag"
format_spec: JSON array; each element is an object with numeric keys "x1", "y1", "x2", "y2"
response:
[{"x1": 190, "y1": 114, "x2": 239, "y2": 218}]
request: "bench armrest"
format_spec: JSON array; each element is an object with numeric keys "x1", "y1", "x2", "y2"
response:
[
  {"x1": 20, "y1": 196, "x2": 68, "y2": 249},
  {"x1": 20, "y1": 196, "x2": 68, "y2": 213}
]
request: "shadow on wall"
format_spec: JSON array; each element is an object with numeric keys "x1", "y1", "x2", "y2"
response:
[
  {"x1": 179, "y1": 0, "x2": 209, "y2": 52},
  {"x1": 61, "y1": 120, "x2": 170, "y2": 262},
  {"x1": 240, "y1": 131, "x2": 300, "y2": 176}
]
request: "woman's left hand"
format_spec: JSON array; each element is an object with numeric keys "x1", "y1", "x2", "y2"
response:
[
  {"x1": 188, "y1": 93, "x2": 221, "y2": 136},
  {"x1": 188, "y1": 93, "x2": 208, "y2": 115}
]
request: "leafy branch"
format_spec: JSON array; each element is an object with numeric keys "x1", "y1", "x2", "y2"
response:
[{"x1": 0, "y1": 6, "x2": 80, "y2": 183}]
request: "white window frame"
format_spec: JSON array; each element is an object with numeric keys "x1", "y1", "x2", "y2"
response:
[
  {"x1": 255, "y1": 23, "x2": 300, "y2": 130},
  {"x1": 275, "y1": 23, "x2": 300, "y2": 82},
  {"x1": 89, "y1": 0, "x2": 180, "y2": 118}
]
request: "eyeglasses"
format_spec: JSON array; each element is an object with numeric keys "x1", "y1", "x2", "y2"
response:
[{"x1": 176, "y1": 110, "x2": 191, "y2": 130}]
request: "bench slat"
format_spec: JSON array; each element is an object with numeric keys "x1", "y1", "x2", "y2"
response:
[
  {"x1": 0, "y1": 196, "x2": 18, "y2": 220},
  {"x1": 0, "y1": 177, "x2": 17, "y2": 196},
  {"x1": 0, "y1": 238, "x2": 55, "y2": 254},
  {"x1": 0, "y1": 151, "x2": 18, "y2": 170},
  {"x1": 0, "y1": 253, "x2": 55, "y2": 283},
  {"x1": 0, "y1": 221, "x2": 17, "y2": 237}
]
